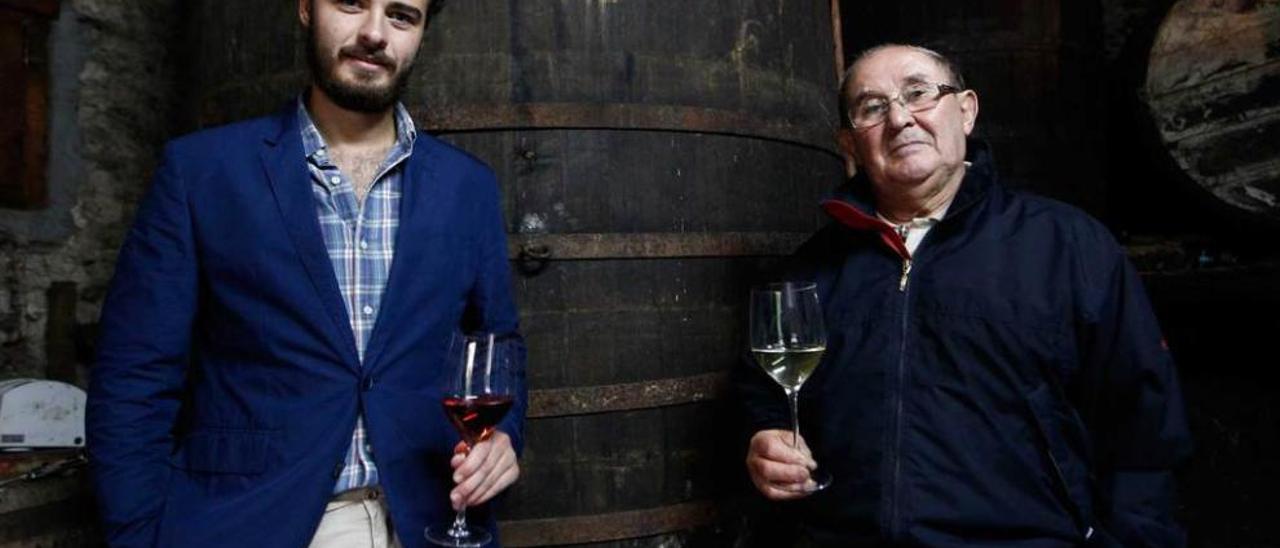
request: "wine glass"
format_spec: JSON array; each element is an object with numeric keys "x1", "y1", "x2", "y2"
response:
[
  {"x1": 425, "y1": 332, "x2": 517, "y2": 547},
  {"x1": 749, "y1": 282, "x2": 832, "y2": 491}
]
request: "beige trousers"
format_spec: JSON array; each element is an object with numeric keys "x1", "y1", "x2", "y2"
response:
[{"x1": 308, "y1": 488, "x2": 402, "y2": 548}]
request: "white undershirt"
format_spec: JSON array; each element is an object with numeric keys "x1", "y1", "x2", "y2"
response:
[{"x1": 876, "y1": 199, "x2": 951, "y2": 256}]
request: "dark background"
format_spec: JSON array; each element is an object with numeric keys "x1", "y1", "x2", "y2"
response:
[{"x1": 0, "y1": 0, "x2": 1275, "y2": 546}]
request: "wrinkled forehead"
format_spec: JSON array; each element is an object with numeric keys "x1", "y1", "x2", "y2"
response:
[{"x1": 848, "y1": 47, "x2": 950, "y2": 94}]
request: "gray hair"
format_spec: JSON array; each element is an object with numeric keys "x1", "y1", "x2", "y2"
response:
[{"x1": 839, "y1": 44, "x2": 966, "y2": 127}]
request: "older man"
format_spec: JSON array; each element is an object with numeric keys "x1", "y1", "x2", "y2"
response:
[
  {"x1": 737, "y1": 44, "x2": 1191, "y2": 547},
  {"x1": 87, "y1": 1, "x2": 524, "y2": 546}
]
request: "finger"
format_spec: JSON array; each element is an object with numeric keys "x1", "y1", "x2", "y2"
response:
[
  {"x1": 449, "y1": 441, "x2": 469, "y2": 470},
  {"x1": 750, "y1": 456, "x2": 811, "y2": 485},
  {"x1": 471, "y1": 459, "x2": 519, "y2": 506},
  {"x1": 453, "y1": 440, "x2": 492, "y2": 480},
  {"x1": 465, "y1": 432, "x2": 517, "y2": 506},
  {"x1": 450, "y1": 465, "x2": 490, "y2": 511},
  {"x1": 756, "y1": 435, "x2": 813, "y2": 468},
  {"x1": 477, "y1": 443, "x2": 518, "y2": 501},
  {"x1": 748, "y1": 463, "x2": 812, "y2": 501},
  {"x1": 765, "y1": 432, "x2": 817, "y2": 470},
  {"x1": 466, "y1": 440, "x2": 512, "y2": 501},
  {"x1": 452, "y1": 447, "x2": 496, "y2": 507},
  {"x1": 759, "y1": 479, "x2": 819, "y2": 501},
  {"x1": 750, "y1": 430, "x2": 795, "y2": 459},
  {"x1": 464, "y1": 440, "x2": 508, "y2": 505},
  {"x1": 457, "y1": 466, "x2": 492, "y2": 508},
  {"x1": 449, "y1": 443, "x2": 491, "y2": 510}
]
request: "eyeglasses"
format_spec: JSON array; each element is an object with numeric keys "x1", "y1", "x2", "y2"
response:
[{"x1": 848, "y1": 82, "x2": 962, "y2": 129}]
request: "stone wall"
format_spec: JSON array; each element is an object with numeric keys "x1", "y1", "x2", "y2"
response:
[{"x1": 0, "y1": 0, "x2": 179, "y2": 383}]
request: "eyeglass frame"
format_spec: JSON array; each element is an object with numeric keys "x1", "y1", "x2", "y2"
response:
[{"x1": 846, "y1": 82, "x2": 964, "y2": 130}]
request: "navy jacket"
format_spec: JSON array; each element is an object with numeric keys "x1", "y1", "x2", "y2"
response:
[
  {"x1": 87, "y1": 106, "x2": 525, "y2": 547},
  {"x1": 736, "y1": 141, "x2": 1191, "y2": 547}
]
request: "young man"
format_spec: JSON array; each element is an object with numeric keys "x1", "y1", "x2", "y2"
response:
[
  {"x1": 87, "y1": 1, "x2": 525, "y2": 546},
  {"x1": 738, "y1": 44, "x2": 1191, "y2": 547}
]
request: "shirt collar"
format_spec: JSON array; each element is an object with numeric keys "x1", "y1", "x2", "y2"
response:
[
  {"x1": 296, "y1": 95, "x2": 418, "y2": 164},
  {"x1": 875, "y1": 193, "x2": 953, "y2": 228}
]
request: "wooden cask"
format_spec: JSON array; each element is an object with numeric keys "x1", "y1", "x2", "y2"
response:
[{"x1": 1143, "y1": 0, "x2": 1280, "y2": 225}]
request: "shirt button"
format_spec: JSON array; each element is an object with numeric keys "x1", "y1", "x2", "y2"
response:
[
  {"x1": 359, "y1": 239, "x2": 368, "y2": 250},
  {"x1": 329, "y1": 176, "x2": 341, "y2": 186},
  {"x1": 317, "y1": 149, "x2": 326, "y2": 157},
  {"x1": 362, "y1": 305, "x2": 374, "y2": 315}
]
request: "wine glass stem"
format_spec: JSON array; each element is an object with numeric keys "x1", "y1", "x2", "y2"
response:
[
  {"x1": 787, "y1": 389, "x2": 800, "y2": 448},
  {"x1": 449, "y1": 443, "x2": 472, "y2": 539},
  {"x1": 449, "y1": 507, "x2": 468, "y2": 538}
]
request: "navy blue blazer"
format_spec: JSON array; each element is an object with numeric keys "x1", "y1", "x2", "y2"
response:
[{"x1": 87, "y1": 106, "x2": 526, "y2": 547}]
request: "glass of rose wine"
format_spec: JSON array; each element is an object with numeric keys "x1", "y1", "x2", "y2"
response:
[
  {"x1": 749, "y1": 282, "x2": 831, "y2": 491},
  {"x1": 425, "y1": 332, "x2": 516, "y2": 547}
]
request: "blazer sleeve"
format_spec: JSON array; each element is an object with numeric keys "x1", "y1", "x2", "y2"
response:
[
  {"x1": 87, "y1": 145, "x2": 197, "y2": 547},
  {"x1": 1075, "y1": 232, "x2": 1193, "y2": 548},
  {"x1": 461, "y1": 167, "x2": 528, "y2": 456}
]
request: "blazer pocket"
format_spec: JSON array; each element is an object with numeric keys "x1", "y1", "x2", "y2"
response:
[{"x1": 172, "y1": 428, "x2": 273, "y2": 475}]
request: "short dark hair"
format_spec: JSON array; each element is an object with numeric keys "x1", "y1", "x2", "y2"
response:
[
  {"x1": 838, "y1": 44, "x2": 966, "y2": 127},
  {"x1": 427, "y1": 0, "x2": 446, "y2": 19}
]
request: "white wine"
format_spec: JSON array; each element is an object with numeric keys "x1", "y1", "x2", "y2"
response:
[{"x1": 752, "y1": 346, "x2": 825, "y2": 390}]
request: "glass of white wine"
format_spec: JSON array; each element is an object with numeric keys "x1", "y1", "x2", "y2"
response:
[{"x1": 749, "y1": 281, "x2": 831, "y2": 491}]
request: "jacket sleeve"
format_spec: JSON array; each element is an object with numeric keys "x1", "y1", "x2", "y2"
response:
[
  {"x1": 87, "y1": 146, "x2": 196, "y2": 547},
  {"x1": 461, "y1": 167, "x2": 527, "y2": 456},
  {"x1": 733, "y1": 349, "x2": 792, "y2": 435},
  {"x1": 1075, "y1": 234, "x2": 1193, "y2": 548}
]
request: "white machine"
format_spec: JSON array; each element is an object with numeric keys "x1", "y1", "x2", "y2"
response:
[{"x1": 0, "y1": 379, "x2": 86, "y2": 449}]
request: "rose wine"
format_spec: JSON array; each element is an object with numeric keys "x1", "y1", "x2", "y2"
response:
[
  {"x1": 752, "y1": 346, "x2": 825, "y2": 390},
  {"x1": 442, "y1": 395, "x2": 514, "y2": 446}
]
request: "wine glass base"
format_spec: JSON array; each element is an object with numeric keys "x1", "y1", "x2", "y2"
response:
[
  {"x1": 810, "y1": 469, "x2": 833, "y2": 492},
  {"x1": 425, "y1": 524, "x2": 491, "y2": 547}
]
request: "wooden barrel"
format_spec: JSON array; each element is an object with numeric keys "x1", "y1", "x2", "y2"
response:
[
  {"x1": 837, "y1": 0, "x2": 1108, "y2": 216},
  {"x1": 1143, "y1": 0, "x2": 1280, "y2": 225},
  {"x1": 182, "y1": 1, "x2": 843, "y2": 545},
  {"x1": 0, "y1": 451, "x2": 96, "y2": 547}
]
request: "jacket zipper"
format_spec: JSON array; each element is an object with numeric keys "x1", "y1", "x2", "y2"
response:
[
  {"x1": 898, "y1": 258, "x2": 912, "y2": 292},
  {"x1": 889, "y1": 254, "x2": 912, "y2": 540}
]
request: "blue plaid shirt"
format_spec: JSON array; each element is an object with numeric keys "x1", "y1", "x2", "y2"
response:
[{"x1": 297, "y1": 99, "x2": 417, "y2": 493}]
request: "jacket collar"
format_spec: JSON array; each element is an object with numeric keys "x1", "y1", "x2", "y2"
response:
[
  {"x1": 820, "y1": 138, "x2": 998, "y2": 258},
  {"x1": 259, "y1": 104, "x2": 362, "y2": 369},
  {"x1": 257, "y1": 101, "x2": 448, "y2": 372}
]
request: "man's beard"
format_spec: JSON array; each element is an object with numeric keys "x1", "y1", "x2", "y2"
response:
[{"x1": 306, "y1": 27, "x2": 414, "y2": 113}]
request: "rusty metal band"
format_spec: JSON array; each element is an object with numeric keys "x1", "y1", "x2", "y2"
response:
[
  {"x1": 498, "y1": 500, "x2": 718, "y2": 547},
  {"x1": 412, "y1": 103, "x2": 839, "y2": 154},
  {"x1": 508, "y1": 231, "x2": 812, "y2": 261},
  {"x1": 527, "y1": 372, "x2": 726, "y2": 418}
]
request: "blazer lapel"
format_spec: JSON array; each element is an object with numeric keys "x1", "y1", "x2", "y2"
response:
[
  {"x1": 260, "y1": 109, "x2": 361, "y2": 370},
  {"x1": 362, "y1": 137, "x2": 448, "y2": 370}
]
